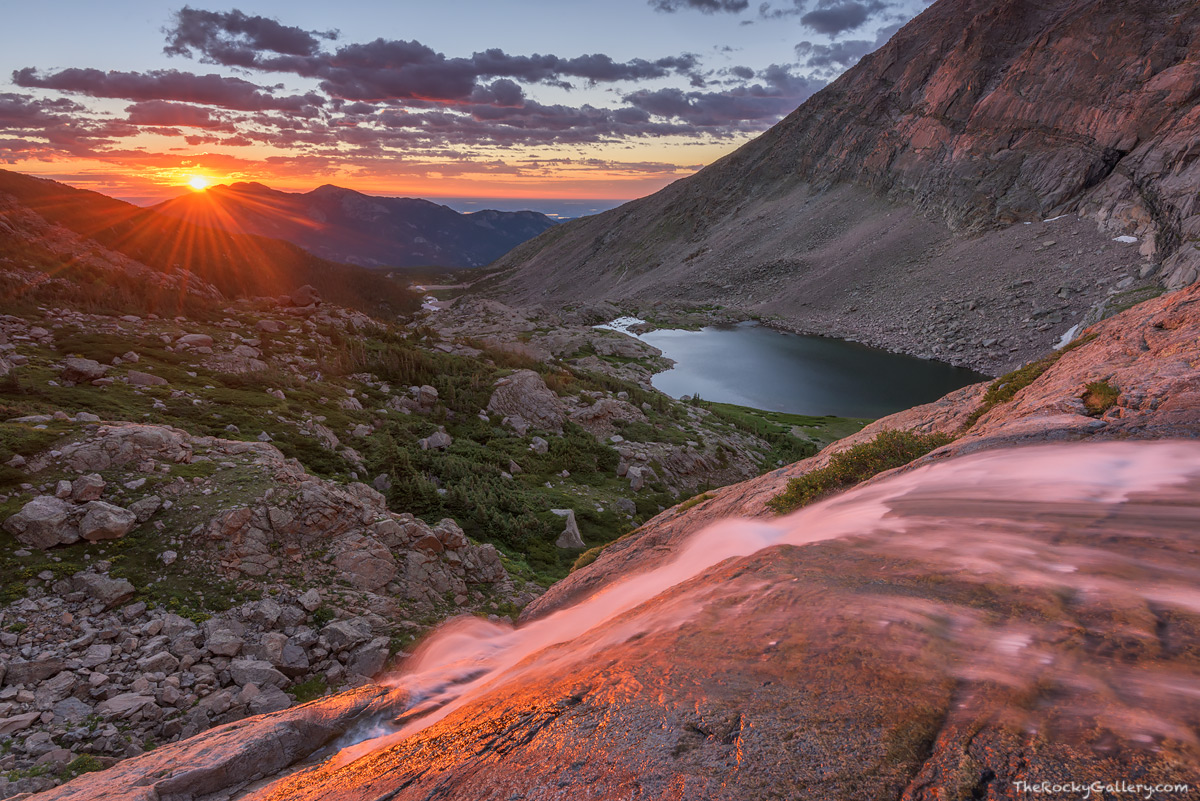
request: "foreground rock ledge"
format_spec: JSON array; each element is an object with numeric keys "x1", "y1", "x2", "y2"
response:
[{"x1": 33, "y1": 685, "x2": 405, "y2": 801}]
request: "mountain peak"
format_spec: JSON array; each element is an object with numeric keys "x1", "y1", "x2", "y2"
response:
[{"x1": 150, "y1": 178, "x2": 557, "y2": 268}]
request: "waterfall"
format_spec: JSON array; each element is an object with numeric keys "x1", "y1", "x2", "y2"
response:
[{"x1": 320, "y1": 440, "x2": 1200, "y2": 772}]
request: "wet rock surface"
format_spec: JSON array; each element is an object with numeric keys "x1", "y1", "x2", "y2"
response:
[{"x1": 42, "y1": 445, "x2": 1200, "y2": 801}]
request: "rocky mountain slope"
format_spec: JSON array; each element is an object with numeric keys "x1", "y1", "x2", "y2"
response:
[
  {"x1": 153, "y1": 183, "x2": 557, "y2": 269},
  {"x1": 0, "y1": 261, "x2": 834, "y2": 794},
  {"x1": 28, "y1": 278, "x2": 1200, "y2": 800},
  {"x1": 0, "y1": 170, "x2": 416, "y2": 316},
  {"x1": 483, "y1": 0, "x2": 1199, "y2": 374}
]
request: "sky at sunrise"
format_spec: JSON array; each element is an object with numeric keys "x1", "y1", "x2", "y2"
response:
[{"x1": 1, "y1": 0, "x2": 932, "y2": 212}]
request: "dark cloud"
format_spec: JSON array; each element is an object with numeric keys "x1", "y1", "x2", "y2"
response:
[
  {"x1": 0, "y1": 92, "x2": 138, "y2": 160},
  {"x1": 5, "y1": 7, "x2": 862, "y2": 171},
  {"x1": 164, "y1": 6, "x2": 337, "y2": 67},
  {"x1": 757, "y1": 1, "x2": 806, "y2": 20},
  {"x1": 624, "y1": 64, "x2": 823, "y2": 126},
  {"x1": 800, "y1": 1, "x2": 886, "y2": 35},
  {"x1": 12, "y1": 68, "x2": 323, "y2": 112},
  {"x1": 160, "y1": 9, "x2": 701, "y2": 102},
  {"x1": 794, "y1": 39, "x2": 873, "y2": 71},
  {"x1": 125, "y1": 100, "x2": 230, "y2": 129},
  {"x1": 0, "y1": 92, "x2": 84, "y2": 127},
  {"x1": 649, "y1": 0, "x2": 750, "y2": 12}
]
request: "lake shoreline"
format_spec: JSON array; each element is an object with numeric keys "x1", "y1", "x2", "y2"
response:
[{"x1": 608, "y1": 319, "x2": 989, "y2": 419}]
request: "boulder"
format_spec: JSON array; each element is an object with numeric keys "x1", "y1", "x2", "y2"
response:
[
  {"x1": 298, "y1": 589, "x2": 322, "y2": 612},
  {"x1": 432, "y1": 519, "x2": 469, "y2": 550},
  {"x1": 229, "y1": 659, "x2": 289, "y2": 689},
  {"x1": 416, "y1": 385, "x2": 439, "y2": 407},
  {"x1": 0, "y1": 712, "x2": 40, "y2": 737},
  {"x1": 551, "y1": 509, "x2": 586, "y2": 549},
  {"x1": 347, "y1": 637, "x2": 391, "y2": 678},
  {"x1": 78, "y1": 501, "x2": 138, "y2": 542},
  {"x1": 129, "y1": 495, "x2": 162, "y2": 522},
  {"x1": 82, "y1": 643, "x2": 114, "y2": 669},
  {"x1": 289, "y1": 285, "x2": 321, "y2": 307},
  {"x1": 419, "y1": 430, "x2": 452, "y2": 451},
  {"x1": 71, "y1": 474, "x2": 106, "y2": 502},
  {"x1": 176, "y1": 333, "x2": 214, "y2": 348},
  {"x1": 321, "y1": 618, "x2": 371, "y2": 652},
  {"x1": 51, "y1": 697, "x2": 93, "y2": 724},
  {"x1": 60, "y1": 357, "x2": 108, "y2": 383},
  {"x1": 35, "y1": 671, "x2": 77, "y2": 706},
  {"x1": 58, "y1": 423, "x2": 193, "y2": 472},
  {"x1": 248, "y1": 685, "x2": 293, "y2": 715},
  {"x1": 2, "y1": 496, "x2": 79, "y2": 549},
  {"x1": 3, "y1": 658, "x2": 66, "y2": 686},
  {"x1": 137, "y1": 651, "x2": 180, "y2": 675},
  {"x1": 569, "y1": 398, "x2": 648, "y2": 437},
  {"x1": 72, "y1": 573, "x2": 135, "y2": 609},
  {"x1": 486, "y1": 370, "x2": 567, "y2": 433},
  {"x1": 627, "y1": 464, "x2": 645, "y2": 491},
  {"x1": 530, "y1": 436, "x2": 550, "y2": 455},
  {"x1": 256, "y1": 319, "x2": 285, "y2": 333},
  {"x1": 97, "y1": 693, "x2": 158, "y2": 719},
  {"x1": 126, "y1": 370, "x2": 168, "y2": 387},
  {"x1": 206, "y1": 628, "x2": 244, "y2": 657},
  {"x1": 261, "y1": 633, "x2": 310, "y2": 677}
]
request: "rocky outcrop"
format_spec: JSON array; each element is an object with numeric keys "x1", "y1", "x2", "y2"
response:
[
  {"x1": 487, "y1": 0, "x2": 1200, "y2": 373},
  {"x1": 52, "y1": 423, "x2": 194, "y2": 473},
  {"x1": 28, "y1": 685, "x2": 405, "y2": 801},
  {"x1": 1, "y1": 495, "x2": 79, "y2": 548},
  {"x1": 194, "y1": 441, "x2": 508, "y2": 601},
  {"x1": 486, "y1": 370, "x2": 568, "y2": 434},
  {"x1": 2, "y1": 494, "x2": 142, "y2": 549},
  {"x1": 550, "y1": 508, "x2": 585, "y2": 549}
]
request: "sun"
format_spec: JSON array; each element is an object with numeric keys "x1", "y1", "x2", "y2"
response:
[{"x1": 187, "y1": 176, "x2": 210, "y2": 191}]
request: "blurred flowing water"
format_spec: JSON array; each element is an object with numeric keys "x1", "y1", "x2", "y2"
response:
[{"x1": 313, "y1": 441, "x2": 1200, "y2": 773}]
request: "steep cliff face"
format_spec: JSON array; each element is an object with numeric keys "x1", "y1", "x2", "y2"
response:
[{"x1": 487, "y1": 0, "x2": 1200, "y2": 372}]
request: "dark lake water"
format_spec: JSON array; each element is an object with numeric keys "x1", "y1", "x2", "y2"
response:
[{"x1": 635, "y1": 322, "x2": 989, "y2": 419}]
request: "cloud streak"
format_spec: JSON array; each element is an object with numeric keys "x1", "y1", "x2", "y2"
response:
[
  {"x1": 13, "y1": 68, "x2": 323, "y2": 112},
  {"x1": 649, "y1": 0, "x2": 751, "y2": 12}
]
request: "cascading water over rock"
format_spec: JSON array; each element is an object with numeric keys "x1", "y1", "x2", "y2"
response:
[{"x1": 232, "y1": 440, "x2": 1200, "y2": 800}]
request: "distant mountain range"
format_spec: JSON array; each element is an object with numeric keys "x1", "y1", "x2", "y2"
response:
[
  {"x1": 0, "y1": 169, "x2": 417, "y2": 315},
  {"x1": 152, "y1": 183, "x2": 558, "y2": 269}
]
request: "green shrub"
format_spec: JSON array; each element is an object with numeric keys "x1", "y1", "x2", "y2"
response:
[
  {"x1": 288, "y1": 674, "x2": 328, "y2": 703},
  {"x1": 1082, "y1": 380, "x2": 1119, "y2": 415},
  {"x1": 62, "y1": 754, "x2": 105, "y2": 779},
  {"x1": 677, "y1": 492, "x2": 715, "y2": 512},
  {"x1": 964, "y1": 333, "x2": 1096, "y2": 427},
  {"x1": 767, "y1": 429, "x2": 954, "y2": 514},
  {"x1": 571, "y1": 546, "x2": 604, "y2": 573}
]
